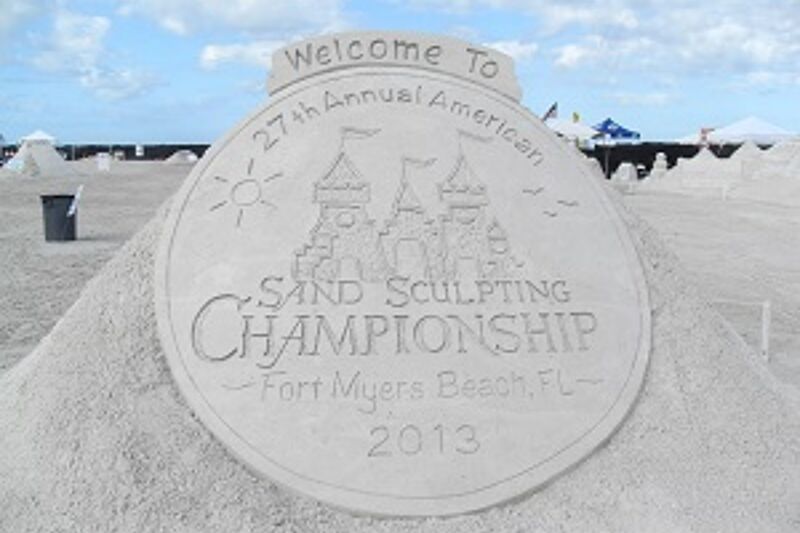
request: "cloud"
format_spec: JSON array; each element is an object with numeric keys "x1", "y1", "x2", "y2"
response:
[
  {"x1": 117, "y1": 0, "x2": 343, "y2": 37},
  {"x1": 554, "y1": 43, "x2": 593, "y2": 69},
  {"x1": 404, "y1": 0, "x2": 640, "y2": 30},
  {"x1": 31, "y1": 10, "x2": 157, "y2": 99},
  {"x1": 730, "y1": 70, "x2": 800, "y2": 91},
  {"x1": 403, "y1": 0, "x2": 800, "y2": 85},
  {"x1": 79, "y1": 67, "x2": 158, "y2": 100},
  {"x1": 200, "y1": 40, "x2": 286, "y2": 70},
  {"x1": 0, "y1": 0, "x2": 43, "y2": 40},
  {"x1": 32, "y1": 11, "x2": 110, "y2": 72},
  {"x1": 610, "y1": 91, "x2": 674, "y2": 107},
  {"x1": 119, "y1": 1, "x2": 348, "y2": 75},
  {"x1": 485, "y1": 40, "x2": 538, "y2": 62},
  {"x1": 554, "y1": 35, "x2": 655, "y2": 69},
  {"x1": 534, "y1": 3, "x2": 638, "y2": 33}
]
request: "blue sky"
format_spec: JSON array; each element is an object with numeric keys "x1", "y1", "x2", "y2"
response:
[{"x1": 1, "y1": 0, "x2": 799, "y2": 143}]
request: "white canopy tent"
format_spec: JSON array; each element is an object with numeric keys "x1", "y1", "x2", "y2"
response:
[
  {"x1": 545, "y1": 118, "x2": 600, "y2": 141},
  {"x1": 676, "y1": 118, "x2": 796, "y2": 146},
  {"x1": 19, "y1": 130, "x2": 57, "y2": 145},
  {"x1": 708, "y1": 117, "x2": 796, "y2": 145},
  {"x1": 5, "y1": 130, "x2": 74, "y2": 177},
  {"x1": 4, "y1": 141, "x2": 74, "y2": 177},
  {"x1": 675, "y1": 131, "x2": 705, "y2": 145}
]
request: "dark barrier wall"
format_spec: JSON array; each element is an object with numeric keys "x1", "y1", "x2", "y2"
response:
[
  {"x1": 55, "y1": 144, "x2": 210, "y2": 161},
  {"x1": 580, "y1": 142, "x2": 761, "y2": 178}
]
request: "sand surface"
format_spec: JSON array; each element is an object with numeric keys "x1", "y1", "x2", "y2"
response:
[
  {"x1": 0, "y1": 161, "x2": 190, "y2": 371},
  {"x1": 1, "y1": 182, "x2": 798, "y2": 532},
  {"x1": 625, "y1": 192, "x2": 800, "y2": 389},
  {"x1": 3, "y1": 163, "x2": 797, "y2": 395}
]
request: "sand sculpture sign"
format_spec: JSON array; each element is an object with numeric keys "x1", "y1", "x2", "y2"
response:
[{"x1": 156, "y1": 32, "x2": 651, "y2": 516}]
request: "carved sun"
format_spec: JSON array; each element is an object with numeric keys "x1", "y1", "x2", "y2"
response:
[{"x1": 209, "y1": 165, "x2": 283, "y2": 228}]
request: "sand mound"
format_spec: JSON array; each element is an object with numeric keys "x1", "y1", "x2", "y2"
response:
[
  {"x1": 764, "y1": 140, "x2": 800, "y2": 164},
  {"x1": 4, "y1": 141, "x2": 76, "y2": 178},
  {"x1": 730, "y1": 140, "x2": 764, "y2": 161},
  {"x1": 640, "y1": 141, "x2": 800, "y2": 205},
  {"x1": 164, "y1": 150, "x2": 199, "y2": 165},
  {"x1": 1, "y1": 188, "x2": 798, "y2": 532}
]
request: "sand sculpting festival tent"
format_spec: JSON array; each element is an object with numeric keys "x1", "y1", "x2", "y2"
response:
[
  {"x1": 19, "y1": 129, "x2": 56, "y2": 145},
  {"x1": 164, "y1": 149, "x2": 199, "y2": 165},
  {"x1": 593, "y1": 117, "x2": 641, "y2": 144},
  {"x1": 593, "y1": 117, "x2": 640, "y2": 178},
  {"x1": 545, "y1": 118, "x2": 600, "y2": 142},
  {"x1": 677, "y1": 118, "x2": 796, "y2": 147},
  {"x1": 4, "y1": 130, "x2": 75, "y2": 178},
  {"x1": 1, "y1": 32, "x2": 799, "y2": 532},
  {"x1": 707, "y1": 116, "x2": 797, "y2": 145}
]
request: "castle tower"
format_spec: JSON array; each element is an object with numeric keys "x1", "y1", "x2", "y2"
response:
[
  {"x1": 380, "y1": 177, "x2": 443, "y2": 279},
  {"x1": 294, "y1": 151, "x2": 389, "y2": 281},
  {"x1": 438, "y1": 154, "x2": 489, "y2": 207},
  {"x1": 484, "y1": 218, "x2": 515, "y2": 277},
  {"x1": 438, "y1": 154, "x2": 514, "y2": 279}
]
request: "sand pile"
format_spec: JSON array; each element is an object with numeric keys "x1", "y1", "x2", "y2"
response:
[
  {"x1": 730, "y1": 140, "x2": 764, "y2": 161},
  {"x1": 1, "y1": 183, "x2": 798, "y2": 532},
  {"x1": 641, "y1": 142, "x2": 800, "y2": 206},
  {"x1": 763, "y1": 139, "x2": 800, "y2": 164},
  {"x1": 728, "y1": 141, "x2": 764, "y2": 180},
  {"x1": 4, "y1": 141, "x2": 76, "y2": 178},
  {"x1": 647, "y1": 147, "x2": 735, "y2": 194},
  {"x1": 729, "y1": 141, "x2": 800, "y2": 205},
  {"x1": 164, "y1": 149, "x2": 199, "y2": 165}
]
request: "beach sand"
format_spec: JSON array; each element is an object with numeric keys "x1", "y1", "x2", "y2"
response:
[{"x1": 0, "y1": 161, "x2": 191, "y2": 371}]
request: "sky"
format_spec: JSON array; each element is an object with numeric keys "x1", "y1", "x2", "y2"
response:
[{"x1": 2, "y1": 0, "x2": 799, "y2": 144}]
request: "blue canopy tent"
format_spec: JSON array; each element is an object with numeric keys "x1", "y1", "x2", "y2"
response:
[
  {"x1": 593, "y1": 118, "x2": 641, "y2": 142},
  {"x1": 593, "y1": 118, "x2": 641, "y2": 178}
]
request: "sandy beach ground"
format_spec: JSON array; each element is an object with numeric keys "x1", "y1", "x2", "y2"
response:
[
  {"x1": 624, "y1": 191, "x2": 800, "y2": 389},
  {"x1": 1, "y1": 164, "x2": 798, "y2": 391},
  {"x1": 0, "y1": 161, "x2": 191, "y2": 371}
]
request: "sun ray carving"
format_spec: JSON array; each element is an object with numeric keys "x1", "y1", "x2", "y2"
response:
[{"x1": 208, "y1": 158, "x2": 283, "y2": 228}]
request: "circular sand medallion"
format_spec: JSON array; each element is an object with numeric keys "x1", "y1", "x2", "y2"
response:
[{"x1": 156, "y1": 56, "x2": 650, "y2": 516}]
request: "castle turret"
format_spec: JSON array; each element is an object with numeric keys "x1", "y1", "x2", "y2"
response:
[
  {"x1": 294, "y1": 150, "x2": 389, "y2": 281},
  {"x1": 438, "y1": 154, "x2": 488, "y2": 207},
  {"x1": 438, "y1": 153, "x2": 516, "y2": 279},
  {"x1": 314, "y1": 152, "x2": 370, "y2": 204},
  {"x1": 381, "y1": 177, "x2": 443, "y2": 279}
]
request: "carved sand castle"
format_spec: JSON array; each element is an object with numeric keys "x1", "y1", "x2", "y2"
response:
[
  {"x1": 294, "y1": 145, "x2": 516, "y2": 282},
  {"x1": 1, "y1": 31, "x2": 799, "y2": 532}
]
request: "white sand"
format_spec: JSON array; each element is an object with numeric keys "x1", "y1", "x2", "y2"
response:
[
  {"x1": 0, "y1": 161, "x2": 190, "y2": 371},
  {"x1": 626, "y1": 192, "x2": 800, "y2": 390},
  {"x1": 640, "y1": 142, "x2": 800, "y2": 206},
  {"x1": 1, "y1": 181, "x2": 798, "y2": 531}
]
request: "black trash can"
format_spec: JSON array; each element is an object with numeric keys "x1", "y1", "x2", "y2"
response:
[{"x1": 40, "y1": 195, "x2": 77, "y2": 241}]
